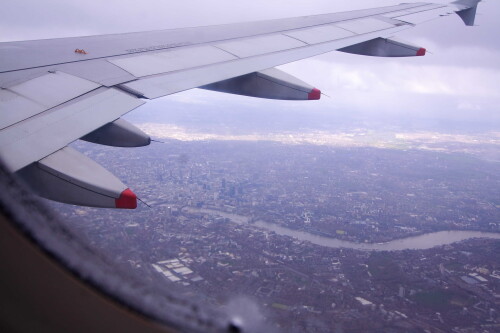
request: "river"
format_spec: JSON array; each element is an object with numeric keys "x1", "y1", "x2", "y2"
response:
[{"x1": 184, "y1": 207, "x2": 500, "y2": 251}]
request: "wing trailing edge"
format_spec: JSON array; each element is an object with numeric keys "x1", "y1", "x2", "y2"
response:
[{"x1": 0, "y1": 87, "x2": 144, "y2": 172}]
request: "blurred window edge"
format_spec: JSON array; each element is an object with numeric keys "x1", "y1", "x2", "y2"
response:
[{"x1": 0, "y1": 162, "x2": 227, "y2": 333}]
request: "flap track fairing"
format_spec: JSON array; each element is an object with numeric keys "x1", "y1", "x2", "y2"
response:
[
  {"x1": 16, "y1": 147, "x2": 137, "y2": 209},
  {"x1": 81, "y1": 118, "x2": 150, "y2": 147},
  {"x1": 338, "y1": 37, "x2": 426, "y2": 57},
  {"x1": 452, "y1": 0, "x2": 480, "y2": 26},
  {"x1": 200, "y1": 68, "x2": 321, "y2": 100}
]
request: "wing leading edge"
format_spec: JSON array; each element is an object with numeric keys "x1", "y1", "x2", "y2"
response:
[{"x1": 0, "y1": 0, "x2": 482, "y2": 208}]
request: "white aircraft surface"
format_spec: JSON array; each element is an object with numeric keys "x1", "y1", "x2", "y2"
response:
[{"x1": 0, "y1": 0, "x2": 481, "y2": 209}]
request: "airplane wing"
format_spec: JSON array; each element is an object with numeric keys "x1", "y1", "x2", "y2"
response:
[{"x1": 0, "y1": 0, "x2": 481, "y2": 209}]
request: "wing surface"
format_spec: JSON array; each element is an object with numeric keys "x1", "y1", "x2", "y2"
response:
[{"x1": 0, "y1": 0, "x2": 482, "y2": 208}]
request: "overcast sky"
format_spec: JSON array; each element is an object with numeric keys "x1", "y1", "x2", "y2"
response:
[{"x1": 1, "y1": 0, "x2": 499, "y2": 132}]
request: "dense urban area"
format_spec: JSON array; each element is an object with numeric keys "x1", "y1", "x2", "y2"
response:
[{"x1": 51, "y1": 138, "x2": 500, "y2": 332}]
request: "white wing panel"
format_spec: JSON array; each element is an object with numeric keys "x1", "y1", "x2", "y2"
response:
[
  {"x1": 335, "y1": 17, "x2": 394, "y2": 34},
  {"x1": 0, "y1": 90, "x2": 44, "y2": 129},
  {"x1": 284, "y1": 25, "x2": 355, "y2": 44},
  {"x1": 0, "y1": 88, "x2": 144, "y2": 171},
  {"x1": 123, "y1": 25, "x2": 408, "y2": 99},
  {"x1": 0, "y1": 71, "x2": 101, "y2": 130},
  {"x1": 0, "y1": 3, "x2": 426, "y2": 74},
  {"x1": 384, "y1": 4, "x2": 447, "y2": 18},
  {"x1": 108, "y1": 45, "x2": 236, "y2": 77},
  {"x1": 393, "y1": 7, "x2": 452, "y2": 25},
  {"x1": 216, "y1": 34, "x2": 306, "y2": 58},
  {"x1": 58, "y1": 60, "x2": 137, "y2": 87},
  {"x1": 8, "y1": 71, "x2": 100, "y2": 108}
]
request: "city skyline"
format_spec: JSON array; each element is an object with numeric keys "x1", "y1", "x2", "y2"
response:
[{"x1": 51, "y1": 138, "x2": 500, "y2": 332}]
